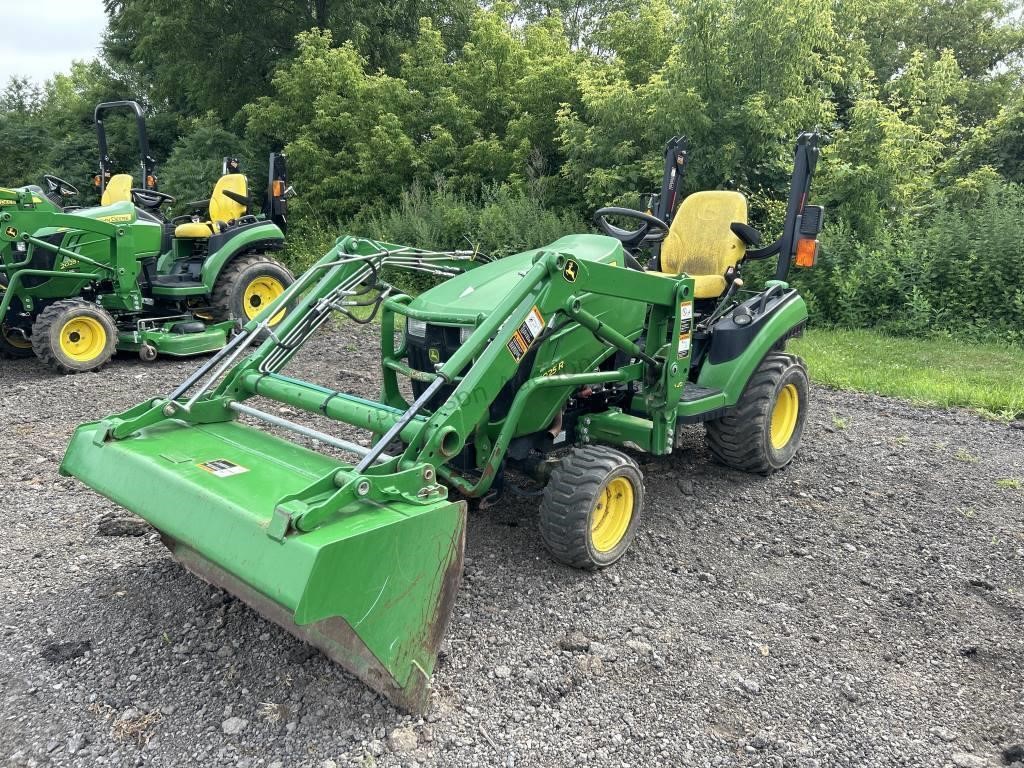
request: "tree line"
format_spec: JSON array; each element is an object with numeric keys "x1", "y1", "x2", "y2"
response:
[{"x1": 2, "y1": 0, "x2": 1023, "y2": 341}]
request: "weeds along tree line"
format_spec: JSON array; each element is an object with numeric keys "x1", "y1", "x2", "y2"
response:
[{"x1": 1, "y1": 0, "x2": 1022, "y2": 341}]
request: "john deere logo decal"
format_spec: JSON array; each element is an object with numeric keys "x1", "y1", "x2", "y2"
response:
[
  {"x1": 4, "y1": 226, "x2": 17, "y2": 238},
  {"x1": 428, "y1": 348, "x2": 441, "y2": 364},
  {"x1": 562, "y1": 259, "x2": 579, "y2": 282}
]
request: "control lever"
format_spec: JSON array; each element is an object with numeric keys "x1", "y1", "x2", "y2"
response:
[{"x1": 700, "y1": 278, "x2": 744, "y2": 329}]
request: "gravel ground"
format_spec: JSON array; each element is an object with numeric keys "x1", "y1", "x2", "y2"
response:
[{"x1": 2, "y1": 321, "x2": 1023, "y2": 768}]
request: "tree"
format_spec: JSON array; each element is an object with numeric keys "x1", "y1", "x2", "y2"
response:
[{"x1": 102, "y1": 0, "x2": 475, "y2": 122}]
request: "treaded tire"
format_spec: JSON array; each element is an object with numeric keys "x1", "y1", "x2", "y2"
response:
[
  {"x1": 705, "y1": 351, "x2": 809, "y2": 474},
  {"x1": 210, "y1": 254, "x2": 294, "y2": 330},
  {"x1": 539, "y1": 446, "x2": 644, "y2": 570},
  {"x1": 0, "y1": 322, "x2": 34, "y2": 359},
  {"x1": 30, "y1": 299, "x2": 117, "y2": 374},
  {"x1": 1, "y1": 289, "x2": 34, "y2": 359}
]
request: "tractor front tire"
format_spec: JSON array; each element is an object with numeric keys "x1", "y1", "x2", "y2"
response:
[
  {"x1": 0, "y1": 323, "x2": 34, "y2": 359},
  {"x1": 31, "y1": 299, "x2": 117, "y2": 374},
  {"x1": 539, "y1": 446, "x2": 644, "y2": 570},
  {"x1": 210, "y1": 254, "x2": 294, "y2": 331},
  {"x1": 705, "y1": 352, "x2": 809, "y2": 474}
]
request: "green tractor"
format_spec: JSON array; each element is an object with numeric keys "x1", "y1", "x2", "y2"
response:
[
  {"x1": 61, "y1": 132, "x2": 822, "y2": 710},
  {"x1": 0, "y1": 100, "x2": 295, "y2": 371},
  {"x1": 0, "y1": 178, "x2": 75, "y2": 214}
]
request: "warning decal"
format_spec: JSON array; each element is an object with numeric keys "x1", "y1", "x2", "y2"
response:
[
  {"x1": 507, "y1": 333, "x2": 528, "y2": 360},
  {"x1": 679, "y1": 300, "x2": 694, "y2": 335},
  {"x1": 677, "y1": 333, "x2": 691, "y2": 358},
  {"x1": 507, "y1": 306, "x2": 546, "y2": 363},
  {"x1": 197, "y1": 459, "x2": 249, "y2": 478}
]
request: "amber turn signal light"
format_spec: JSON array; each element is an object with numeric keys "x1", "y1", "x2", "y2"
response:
[{"x1": 795, "y1": 237, "x2": 818, "y2": 268}]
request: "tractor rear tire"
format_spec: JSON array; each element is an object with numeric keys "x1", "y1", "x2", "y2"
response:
[
  {"x1": 705, "y1": 352, "x2": 808, "y2": 474},
  {"x1": 539, "y1": 446, "x2": 644, "y2": 570},
  {"x1": 210, "y1": 254, "x2": 294, "y2": 331},
  {"x1": 31, "y1": 299, "x2": 117, "y2": 374}
]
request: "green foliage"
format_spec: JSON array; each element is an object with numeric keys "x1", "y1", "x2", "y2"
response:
[
  {"x1": 558, "y1": 0, "x2": 841, "y2": 223},
  {"x1": 281, "y1": 182, "x2": 584, "y2": 297},
  {"x1": 244, "y1": 11, "x2": 586, "y2": 222},
  {"x1": 362, "y1": 182, "x2": 585, "y2": 292},
  {"x1": 360, "y1": 181, "x2": 585, "y2": 255},
  {"x1": 798, "y1": 174, "x2": 1024, "y2": 342},
  {"x1": 792, "y1": 327, "x2": 1024, "y2": 417},
  {"x1": 3, "y1": 0, "x2": 1024, "y2": 346},
  {"x1": 103, "y1": 0, "x2": 476, "y2": 122},
  {"x1": 159, "y1": 116, "x2": 258, "y2": 215}
]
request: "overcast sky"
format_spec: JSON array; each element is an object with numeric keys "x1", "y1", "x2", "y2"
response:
[{"x1": 0, "y1": 0, "x2": 107, "y2": 86}]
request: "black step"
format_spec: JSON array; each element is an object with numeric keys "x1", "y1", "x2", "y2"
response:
[
  {"x1": 151, "y1": 274, "x2": 204, "y2": 289},
  {"x1": 680, "y1": 384, "x2": 721, "y2": 402}
]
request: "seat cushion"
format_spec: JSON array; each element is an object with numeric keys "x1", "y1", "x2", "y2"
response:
[
  {"x1": 101, "y1": 174, "x2": 134, "y2": 206},
  {"x1": 209, "y1": 174, "x2": 248, "y2": 222},
  {"x1": 661, "y1": 190, "x2": 748, "y2": 277},
  {"x1": 690, "y1": 274, "x2": 729, "y2": 298},
  {"x1": 174, "y1": 221, "x2": 214, "y2": 239}
]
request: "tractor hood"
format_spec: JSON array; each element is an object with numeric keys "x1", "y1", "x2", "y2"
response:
[
  {"x1": 0, "y1": 186, "x2": 53, "y2": 210},
  {"x1": 407, "y1": 234, "x2": 625, "y2": 321},
  {"x1": 28, "y1": 201, "x2": 163, "y2": 258},
  {"x1": 69, "y1": 200, "x2": 139, "y2": 225}
]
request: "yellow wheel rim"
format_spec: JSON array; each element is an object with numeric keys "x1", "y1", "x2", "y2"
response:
[
  {"x1": 59, "y1": 316, "x2": 107, "y2": 362},
  {"x1": 242, "y1": 276, "x2": 286, "y2": 325},
  {"x1": 770, "y1": 383, "x2": 799, "y2": 449},
  {"x1": 590, "y1": 476, "x2": 634, "y2": 553},
  {"x1": 2, "y1": 325, "x2": 31, "y2": 349}
]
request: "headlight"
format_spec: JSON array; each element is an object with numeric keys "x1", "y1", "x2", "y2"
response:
[
  {"x1": 459, "y1": 325, "x2": 474, "y2": 344},
  {"x1": 407, "y1": 318, "x2": 427, "y2": 338}
]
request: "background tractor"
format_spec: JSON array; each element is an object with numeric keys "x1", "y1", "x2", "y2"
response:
[
  {"x1": 61, "y1": 132, "x2": 822, "y2": 711},
  {"x1": 0, "y1": 101, "x2": 295, "y2": 372}
]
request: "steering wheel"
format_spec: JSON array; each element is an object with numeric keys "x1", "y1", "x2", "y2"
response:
[
  {"x1": 43, "y1": 174, "x2": 79, "y2": 198},
  {"x1": 130, "y1": 188, "x2": 176, "y2": 210},
  {"x1": 593, "y1": 207, "x2": 669, "y2": 249}
]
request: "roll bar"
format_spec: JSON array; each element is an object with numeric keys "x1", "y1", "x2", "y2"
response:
[
  {"x1": 265, "y1": 152, "x2": 291, "y2": 233},
  {"x1": 94, "y1": 100, "x2": 158, "y2": 193},
  {"x1": 649, "y1": 136, "x2": 689, "y2": 269},
  {"x1": 774, "y1": 131, "x2": 820, "y2": 281}
]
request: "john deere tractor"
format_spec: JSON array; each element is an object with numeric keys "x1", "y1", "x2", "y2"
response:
[
  {"x1": 0, "y1": 101, "x2": 295, "y2": 371},
  {"x1": 61, "y1": 132, "x2": 822, "y2": 711}
]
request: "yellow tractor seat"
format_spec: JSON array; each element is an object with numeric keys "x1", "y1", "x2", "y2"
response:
[
  {"x1": 655, "y1": 190, "x2": 748, "y2": 298},
  {"x1": 173, "y1": 173, "x2": 249, "y2": 239},
  {"x1": 174, "y1": 221, "x2": 223, "y2": 238},
  {"x1": 101, "y1": 174, "x2": 134, "y2": 206}
]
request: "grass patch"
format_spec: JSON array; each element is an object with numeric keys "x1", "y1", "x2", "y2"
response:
[{"x1": 791, "y1": 328, "x2": 1024, "y2": 417}]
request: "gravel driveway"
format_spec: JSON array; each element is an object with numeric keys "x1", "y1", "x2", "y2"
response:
[{"x1": 2, "y1": 321, "x2": 1023, "y2": 768}]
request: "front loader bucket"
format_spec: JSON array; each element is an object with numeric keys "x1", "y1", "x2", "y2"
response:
[{"x1": 61, "y1": 418, "x2": 465, "y2": 712}]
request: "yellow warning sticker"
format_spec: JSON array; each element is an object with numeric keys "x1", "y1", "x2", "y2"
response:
[{"x1": 507, "y1": 306, "x2": 545, "y2": 363}]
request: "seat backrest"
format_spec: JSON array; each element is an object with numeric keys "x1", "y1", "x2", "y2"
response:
[
  {"x1": 659, "y1": 190, "x2": 748, "y2": 276},
  {"x1": 209, "y1": 173, "x2": 248, "y2": 223},
  {"x1": 101, "y1": 174, "x2": 134, "y2": 206}
]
